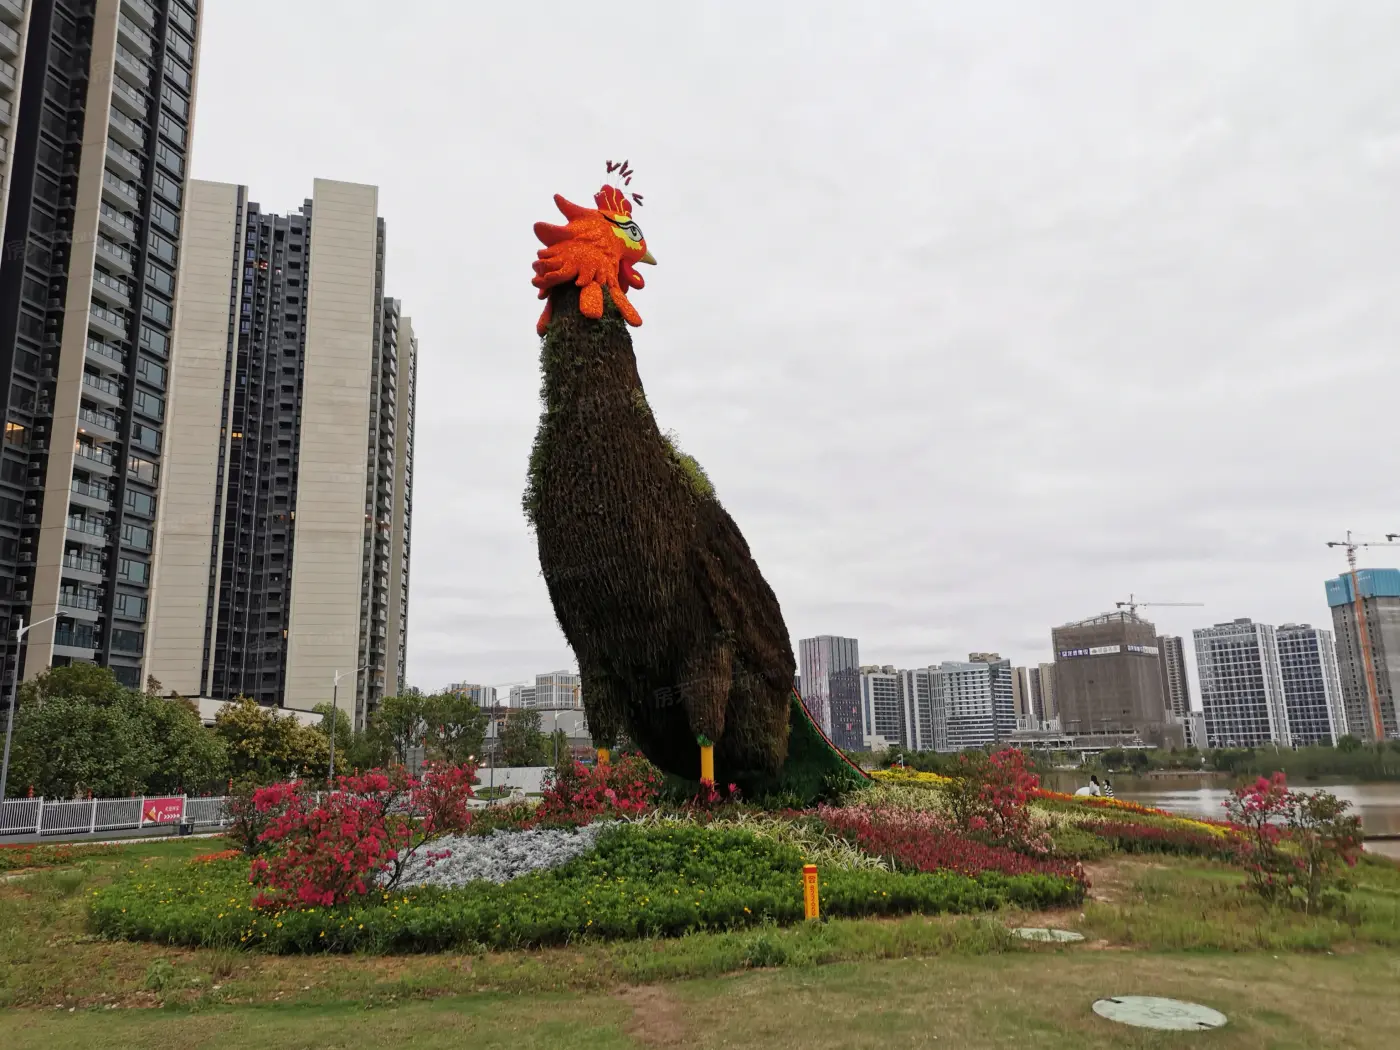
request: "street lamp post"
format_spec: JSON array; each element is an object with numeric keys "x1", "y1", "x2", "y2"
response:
[
  {"x1": 329, "y1": 665, "x2": 369, "y2": 783},
  {"x1": 1, "y1": 614, "x2": 59, "y2": 802},
  {"x1": 552, "y1": 709, "x2": 562, "y2": 766}
]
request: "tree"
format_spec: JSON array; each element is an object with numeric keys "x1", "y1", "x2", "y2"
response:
[
  {"x1": 6, "y1": 667, "x2": 226, "y2": 798},
  {"x1": 423, "y1": 692, "x2": 488, "y2": 765},
  {"x1": 499, "y1": 708, "x2": 549, "y2": 766},
  {"x1": 213, "y1": 697, "x2": 328, "y2": 783},
  {"x1": 1337, "y1": 735, "x2": 1363, "y2": 753},
  {"x1": 373, "y1": 692, "x2": 427, "y2": 765}
]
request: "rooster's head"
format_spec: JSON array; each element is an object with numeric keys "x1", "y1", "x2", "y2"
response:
[{"x1": 531, "y1": 162, "x2": 656, "y2": 335}]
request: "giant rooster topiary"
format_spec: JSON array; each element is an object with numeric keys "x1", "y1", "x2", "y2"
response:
[{"x1": 524, "y1": 162, "x2": 867, "y2": 801}]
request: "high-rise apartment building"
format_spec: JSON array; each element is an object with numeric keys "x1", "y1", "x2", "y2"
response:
[
  {"x1": 1011, "y1": 665, "x2": 1032, "y2": 726},
  {"x1": 507, "y1": 683, "x2": 535, "y2": 708},
  {"x1": 858, "y1": 665, "x2": 905, "y2": 750},
  {"x1": 1051, "y1": 612, "x2": 1178, "y2": 744},
  {"x1": 1325, "y1": 568, "x2": 1400, "y2": 741},
  {"x1": 1156, "y1": 635, "x2": 1191, "y2": 719},
  {"x1": 0, "y1": 2, "x2": 35, "y2": 240},
  {"x1": 1030, "y1": 662, "x2": 1057, "y2": 724},
  {"x1": 897, "y1": 666, "x2": 940, "y2": 751},
  {"x1": 534, "y1": 669, "x2": 581, "y2": 709},
  {"x1": 1275, "y1": 623, "x2": 1346, "y2": 746},
  {"x1": 448, "y1": 683, "x2": 497, "y2": 707},
  {"x1": 798, "y1": 634, "x2": 859, "y2": 742},
  {"x1": 144, "y1": 179, "x2": 416, "y2": 725},
  {"x1": 932, "y1": 659, "x2": 996, "y2": 751},
  {"x1": 1194, "y1": 618, "x2": 1288, "y2": 748},
  {"x1": 1, "y1": 0, "x2": 204, "y2": 692}
]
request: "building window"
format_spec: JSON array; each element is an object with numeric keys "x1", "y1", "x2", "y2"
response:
[
  {"x1": 121, "y1": 522, "x2": 152, "y2": 551},
  {"x1": 118, "y1": 558, "x2": 149, "y2": 584},
  {"x1": 140, "y1": 324, "x2": 169, "y2": 355},
  {"x1": 111, "y1": 629, "x2": 144, "y2": 653},
  {"x1": 136, "y1": 357, "x2": 166, "y2": 389},
  {"x1": 155, "y1": 142, "x2": 184, "y2": 178},
  {"x1": 148, "y1": 231, "x2": 178, "y2": 265}
]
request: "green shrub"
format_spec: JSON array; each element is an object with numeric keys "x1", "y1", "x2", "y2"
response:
[
  {"x1": 91, "y1": 824, "x2": 1082, "y2": 954},
  {"x1": 1047, "y1": 825, "x2": 1113, "y2": 861}
]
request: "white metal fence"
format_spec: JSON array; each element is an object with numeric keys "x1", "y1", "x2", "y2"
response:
[{"x1": 0, "y1": 794, "x2": 230, "y2": 838}]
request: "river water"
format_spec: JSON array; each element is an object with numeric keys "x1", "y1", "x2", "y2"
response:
[{"x1": 1043, "y1": 773, "x2": 1400, "y2": 860}]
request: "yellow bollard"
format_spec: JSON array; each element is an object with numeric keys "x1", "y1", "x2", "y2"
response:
[
  {"x1": 596, "y1": 748, "x2": 610, "y2": 766},
  {"x1": 699, "y1": 744, "x2": 715, "y2": 784},
  {"x1": 803, "y1": 864, "x2": 820, "y2": 920}
]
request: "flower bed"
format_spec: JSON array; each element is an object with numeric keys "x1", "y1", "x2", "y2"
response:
[
  {"x1": 0, "y1": 842, "x2": 126, "y2": 872},
  {"x1": 869, "y1": 768, "x2": 954, "y2": 788},
  {"x1": 1077, "y1": 820, "x2": 1241, "y2": 861},
  {"x1": 90, "y1": 824, "x2": 1081, "y2": 953},
  {"x1": 1034, "y1": 791, "x2": 1235, "y2": 838},
  {"x1": 1036, "y1": 795, "x2": 1232, "y2": 834},
  {"x1": 817, "y1": 804, "x2": 1086, "y2": 893}
]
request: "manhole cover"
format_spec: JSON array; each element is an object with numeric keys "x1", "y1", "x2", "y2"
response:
[
  {"x1": 1011, "y1": 927, "x2": 1085, "y2": 943},
  {"x1": 1092, "y1": 996, "x2": 1227, "y2": 1031}
]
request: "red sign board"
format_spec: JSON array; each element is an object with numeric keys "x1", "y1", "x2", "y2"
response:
[{"x1": 143, "y1": 797, "x2": 184, "y2": 824}]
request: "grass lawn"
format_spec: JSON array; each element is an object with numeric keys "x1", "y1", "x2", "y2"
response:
[
  {"x1": 2, "y1": 836, "x2": 1399, "y2": 1048},
  {"x1": 4, "y1": 953, "x2": 1400, "y2": 1049}
]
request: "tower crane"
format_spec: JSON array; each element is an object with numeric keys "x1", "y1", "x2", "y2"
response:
[
  {"x1": 1326, "y1": 531, "x2": 1398, "y2": 741},
  {"x1": 1115, "y1": 594, "x2": 1204, "y2": 618}
]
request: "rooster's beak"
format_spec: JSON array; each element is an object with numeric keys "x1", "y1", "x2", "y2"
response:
[{"x1": 640, "y1": 250, "x2": 657, "y2": 265}]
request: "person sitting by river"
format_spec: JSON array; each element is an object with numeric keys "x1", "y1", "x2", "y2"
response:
[
  {"x1": 1102, "y1": 778, "x2": 1115, "y2": 798},
  {"x1": 1074, "y1": 775, "x2": 1102, "y2": 797}
]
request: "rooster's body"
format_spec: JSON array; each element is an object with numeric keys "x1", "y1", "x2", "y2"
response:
[{"x1": 525, "y1": 178, "x2": 867, "y2": 795}]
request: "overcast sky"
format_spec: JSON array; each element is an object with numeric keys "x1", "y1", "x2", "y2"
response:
[{"x1": 190, "y1": 1, "x2": 1400, "y2": 704}]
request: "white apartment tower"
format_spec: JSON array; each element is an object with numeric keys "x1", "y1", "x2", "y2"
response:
[
  {"x1": 1194, "y1": 618, "x2": 1288, "y2": 748},
  {"x1": 534, "y1": 669, "x2": 581, "y2": 709},
  {"x1": 1275, "y1": 623, "x2": 1347, "y2": 746},
  {"x1": 144, "y1": 179, "x2": 416, "y2": 725}
]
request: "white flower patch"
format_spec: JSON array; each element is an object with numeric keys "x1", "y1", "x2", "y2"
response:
[{"x1": 393, "y1": 822, "x2": 616, "y2": 889}]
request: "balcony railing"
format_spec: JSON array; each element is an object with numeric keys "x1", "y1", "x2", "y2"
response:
[
  {"x1": 63, "y1": 551, "x2": 105, "y2": 575},
  {"x1": 110, "y1": 76, "x2": 146, "y2": 117},
  {"x1": 117, "y1": 14, "x2": 152, "y2": 55},
  {"x1": 91, "y1": 267, "x2": 128, "y2": 299},
  {"x1": 83, "y1": 372, "x2": 122, "y2": 399},
  {"x1": 102, "y1": 171, "x2": 140, "y2": 206},
  {"x1": 53, "y1": 627, "x2": 98, "y2": 651},
  {"x1": 75, "y1": 444, "x2": 115, "y2": 468},
  {"x1": 70, "y1": 479, "x2": 110, "y2": 502},
  {"x1": 87, "y1": 338, "x2": 124, "y2": 368},
  {"x1": 79, "y1": 407, "x2": 119, "y2": 433},
  {"x1": 121, "y1": 0, "x2": 156, "y2": 29},
  {"x1": 59, "y1": 590, "x2": 102, "y2": 612},
  {"x1": 66, "y1": 515, "x2": 108, "y2": 539},
  {"x1": 96, "y1": 237, "x2": 132, "y2": 268},
  {"x1": 113, "y1": 44, "x2": 149, "y2": 84},
  {"x1": 89, "y1": 302, "x2": 127, "y2": 335},
  {"x1": 99, "y1": 202, "x2": 137, "y2": 237},
  {"x1": 106, "y1": 138, "x2": 143, "y2": 177}
]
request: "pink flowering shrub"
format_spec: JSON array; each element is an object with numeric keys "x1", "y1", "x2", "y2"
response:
[
  {"x1": 535, "y1": 754, "x2": 663, "y2": 824},
  {"x1": 940, "y1": 747, "x2": 1049, "y2": 855},
  {"x1": 1223, "y1": 772, "x2": 1364, "y2": 912},
  {"x1": 249, "y1": 762, "x2": 477, "y2": 909}
]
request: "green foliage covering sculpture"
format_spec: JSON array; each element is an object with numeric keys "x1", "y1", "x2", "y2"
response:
[{"x1": 525, "y1": 163, "x2": 867, "y2": 800}]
